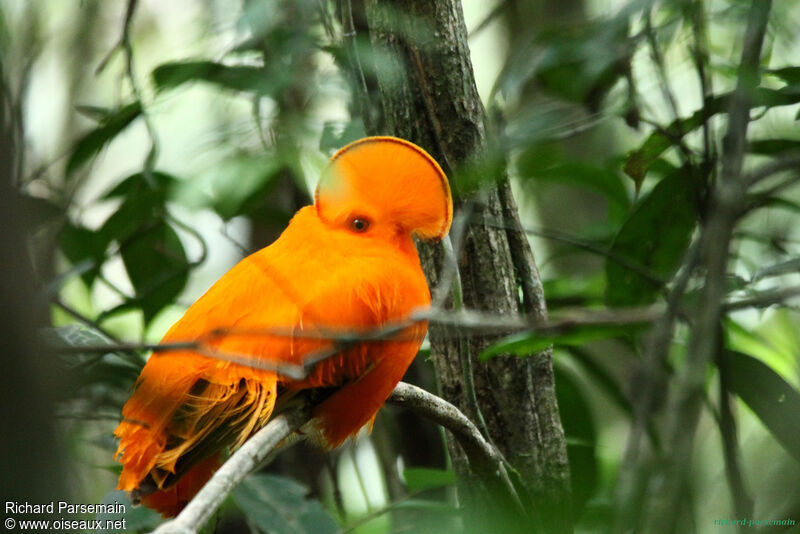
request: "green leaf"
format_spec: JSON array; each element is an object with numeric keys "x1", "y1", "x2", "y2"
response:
[
  {"x1": 727, "y1": 350, "x2": 800, "y2": 464},
  {"x1": 46, "y1": 325, "x2": 144, "y2": 410},
  {"x1": 59, "y1": 223, "x2": 108, "y2": 285},
  {"x1": 480, "y1": 322, "x2": 642, "y2": 361},
  {"x1": 120, "y1": 222, "x2": 189, "y2": 324},
  {"x1": 554, "y1": 366, "x2": 597, "y2": 516},
  {"x1": 725, "y1": 317, "x2": 799, "y2": 388},
  {"x1": 44, "y1": 323, "x2": 110, "y2": 349},
  {"x1": 393, "y1": 499, "x2": 460, "y2": 514},
  {"x1": 605, "y1": 168, "x2": 697, "y2": 306},
  {"x1": 561, "y1": 346, "x2": 662, "y2": 452},
  {"x1": 518, "y1": 155, "x2": 630, "y2": 220},
  {"x1": 403, "y1": 468, "x2": 456, "y2": 491},
  {"x1": 767, "y1": 66, "x2": 800, "y2": 86},
  {"x1": 66, "y1": 101, "x2": 142, "y2": 177},
  {"x1": 99, "y1": 172, "x2": 175, "y2": 246},
  {"x1": 233, "y1": 474, "x2": 338, "y2": 534},
  {"x1": 75, "y1": 104, "x2": 113, "y2": 123},
  {"x1": 152, "y1": 60, "x2": 272, "y2": 95},
  {"x1": 749, "y1": 139, "x2": 800, "y2": 155},
  {"x1": 624, "y1": 86, "x2": 800, "y2": 182},
  {"x1": 623, "y1": 95, "x2": 724, "y2": 184},
  {"x1": 103, "y1": 171, "x2": 178, "y2": 201},
  {"x1": 497, "y1": 14, "x2": 631, "y2": 111},
  {"x1": 202, "y1": 154, "x2": 283, "y2": 220},
  {"x1": 543, "y1": 274, "x2": 606, "y2": 307},
  {"x1": 749, "y1": 195, "x2": 800, "y2": 214}
]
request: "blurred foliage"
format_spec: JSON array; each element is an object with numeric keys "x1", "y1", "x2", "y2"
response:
[
  {"x1": 3, "y1": 0, "x2": 800, "y2": 532},
  {"x1": 234, "y1": 474, "x2": 340, "y2": 534}
]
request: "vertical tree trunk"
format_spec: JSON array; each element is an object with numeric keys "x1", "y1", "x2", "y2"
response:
[
  {"x1": 346, "y1": 1, "x2": 572, "y2": 531},
  {"x1": 0, "y1": 60, "x2": 69, "y2": 521}
]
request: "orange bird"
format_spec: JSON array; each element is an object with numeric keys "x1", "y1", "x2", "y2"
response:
[{"x1": 113, "y1": 136, "x2": 452, "y2": 516}]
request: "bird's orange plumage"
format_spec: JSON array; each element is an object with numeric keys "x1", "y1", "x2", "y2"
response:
[{"x1": 113, "y1": 137, "x2": 451, "y2": 517}]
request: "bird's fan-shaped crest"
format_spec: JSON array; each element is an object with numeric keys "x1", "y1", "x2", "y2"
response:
[{"x1": 315, "y1": 136, "x2": 453, "y2": 240}]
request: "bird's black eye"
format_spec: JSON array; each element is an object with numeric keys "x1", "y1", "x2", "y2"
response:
[{"x1": 350, "y1": 218, "x2": 370, "y2": 233}]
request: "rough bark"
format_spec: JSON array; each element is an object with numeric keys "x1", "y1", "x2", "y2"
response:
[{"x1": 349, "y1": 1, "x2": 572, "y2": 531}]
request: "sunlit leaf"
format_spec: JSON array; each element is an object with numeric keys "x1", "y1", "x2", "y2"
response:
[
  {"x1": 66, "y1": 101, "x2": 142, "y2": 177},
  {"x1": 725, "y1": 317, "x2": 800, "y2": 388},
  {"x1": 605, "y1": 168, "x2": 697, "y2": 306},
  {"x1": 233, "y1": 474, "x2": 338, "y2": 534}
]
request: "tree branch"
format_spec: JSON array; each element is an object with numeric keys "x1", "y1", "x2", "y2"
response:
[
  {"x1": 148, "y1": 381, "x2": 519, "y2": 534},
  {"x1": 388, "y1": 382, "x2": 522, "y2": 510},
  {"x1": 51, "y1": 304, "x2": 666, "y2": 370},
  {"x1": 151, "y1": 404, "x2": 311, "y2": 534}
]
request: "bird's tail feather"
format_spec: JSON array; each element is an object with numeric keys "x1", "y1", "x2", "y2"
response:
[{"x1": 138, "y1": 453, "x2": 221, "y2": 518}]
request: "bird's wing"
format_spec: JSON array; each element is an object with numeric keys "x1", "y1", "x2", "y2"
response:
[{"x1": 115, "y1": 206, "x2": 430, "y2": 491}]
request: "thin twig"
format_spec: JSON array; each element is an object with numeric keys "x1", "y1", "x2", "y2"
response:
[
  {"x1": 716, "y1": 340, "x2": 754, "y2": 526},
  {"x1": 724, "y1": 285, "x2": 800, "y2": 311},
  {"x1": 482, "y1": 219, "x2": 665, "y2": 286},
  {"x1": 95, "y1": 0, "x2": 139, "y2": 75},
  {"x1": 468, "y1": 0, "x2": 509, "y2": 38},
  {"x1": 121, "y1": 19, "x2": 159, "y2": 183},
  {"x1": 429, "y1": 206, "x2": 492, "y2": 441},
  {"x1": 53, "y1": 279, "x2": 800, "y2": 382},
  {"x1": 689, "y1": 0, "x2": 714, "y2": 172},
  {"x1": 645, "y1": 11, "x2": 682, "y2": 126},
  {"x1": 52, "y1": 298, "x2": 122, "y2": 343},
  {"x1": 50, "y1": 304, "x2": 666, "y2": 359},
  {"x1": 642, "y1": 3, "x2": 773, "y2": 532},
  {"x1": 612, "y1": 240, "x2": 701, "y2": 533}
]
